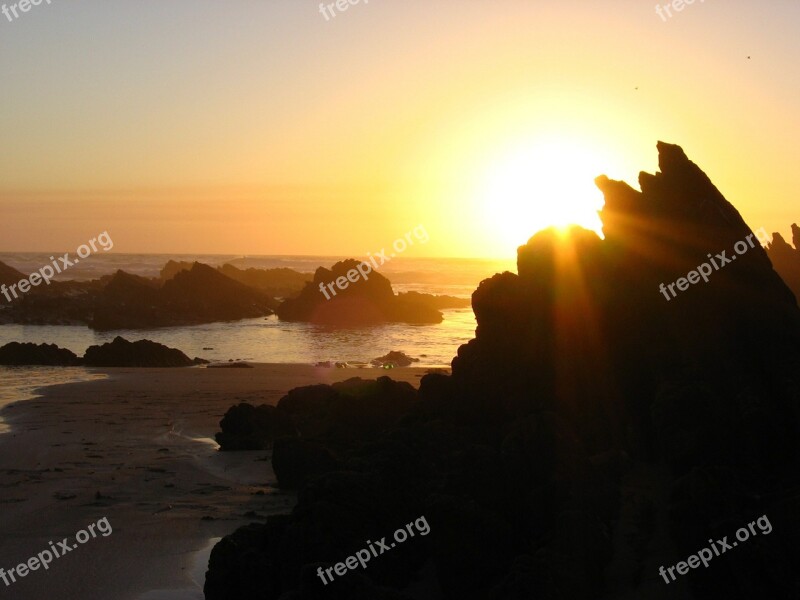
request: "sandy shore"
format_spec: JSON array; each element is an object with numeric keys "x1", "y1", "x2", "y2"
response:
[{"x1": 0, "y1": 364, "x2": 435, "y2": 600}]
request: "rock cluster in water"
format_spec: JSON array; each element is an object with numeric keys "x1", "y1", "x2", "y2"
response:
[
  {"x1": 0, "y1": 337, "x2": 206, "y2": 367},
  {"x1": 276, "y1": 259, "x2": 444, "y2": 325}
]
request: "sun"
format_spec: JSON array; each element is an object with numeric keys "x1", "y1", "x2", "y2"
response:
[{"x1": 479, "y1": 136, "x2": 608, "y2": 247}]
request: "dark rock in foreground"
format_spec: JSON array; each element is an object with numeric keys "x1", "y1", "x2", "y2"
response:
[
  {"x1": 767, "y1": 223, "x2": 800, "y2": 304},
  {"x1": 215, "y1": 377, "x2": 417, "y2": 459},
  {"x1": 276, "y1": 259, "x2": 442, "y2": 325},
  {"x1": 215, "y1": 403, "x2": 296, "y2": 450},
  {"x1": 83, "y1": 336, "x2": 206, "y2": 367},
  {"x1": 271, "y1": 437, "x2": 340, "y2": 489},
  {"x1": 206, "y1": 142, "x2": 800, "y2": 600},
  {"x1": 275, "y1": 376, "x2": 418, "y2": 447},
  {"x1": 0, "y1": 342, "x2": 81, "y2": 366}
]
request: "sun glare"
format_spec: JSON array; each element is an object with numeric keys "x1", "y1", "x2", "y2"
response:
[{"x1": 479, "y1": 137, "x2": 608, "y2": 247}]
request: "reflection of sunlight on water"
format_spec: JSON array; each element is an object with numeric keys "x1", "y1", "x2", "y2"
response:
[{"x1": 0, "y1": 367, "x2": 106, "y2": 434}]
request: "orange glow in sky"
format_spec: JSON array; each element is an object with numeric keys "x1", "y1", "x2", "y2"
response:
[{"x1": 1, "y1": 2, "x2": 798, "y2": 257}]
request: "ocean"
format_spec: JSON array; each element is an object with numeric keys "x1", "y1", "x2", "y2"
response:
[{"x1": 0, "y1": 253, "x2": 515, "y2": 368}]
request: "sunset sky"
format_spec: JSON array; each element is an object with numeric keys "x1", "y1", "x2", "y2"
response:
[{"x1": 1, "y1": 0, "x2": 798, "y2": 257}]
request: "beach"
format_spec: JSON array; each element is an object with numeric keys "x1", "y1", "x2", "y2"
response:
[{"x1": 0, "y1": 364, "x2": 434, "y2": 600}]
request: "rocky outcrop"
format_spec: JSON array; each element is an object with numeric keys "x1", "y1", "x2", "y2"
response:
[
  {"x1": 767, "y1": 224, "x2": 800, "y2": 303},
  {"x1": 89, "y1": 271, "x2": 161, "y2": 330},
  {"x1": 83, "y1": 336, "x2": 206, "y2": 367},
  {"x1": 0, "y1": 337, "x2": 204, "y2": 367},
  {"x1": 159, "y1": 260, "x2": 195, "y2": 281},
  {"x1": 215, "y1": 403, "x2": 296, "y2": 450},
  {"x1": 161, "y1": 262, "x2": 277, "y2": 316},
  {"x1": 396, "y1": 291, "x2": 471, "y2": 310},
  {"x1": 276, "y1": 377, "x2": 418, "y2": 446},
  {"x1": 1, "y1": 261, "x2": 279, "y2": 329},
  {"x1": 205, "y1": 143, "x2": 800, "y2": 600},
  {"x1": 0, "y1": 260, "x2": 26, "y2": 288},
  {"x1": 160, "y1": 260, "x2": 311, "y2": 298},
  {"x1": 0, "y1": 263, "x2": 278, "y2": 331},
  {"x1": 0, "y1": 342, "x2": 81, "y2": 366},
  {"x1": 0, "y1": 263, "x2": 102, "y2": 325},
  {"x1": 215, "y1": 377, "x2": 418, "y2": 457},
  {"x1": 92, "y1": 263, "x2": 277, "y2": 330},
  {"x1": 217, "y1": 264, "x2": 311, "y2": 298},
  {"x1": 276, "y1": 260, "x2": 442, "y2": 325},
  {"x1": 271, "y1": 437, "x2": 341, "y2": 490}
]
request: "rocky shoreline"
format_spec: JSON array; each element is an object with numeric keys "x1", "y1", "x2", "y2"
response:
[
  {"x1": 0, "y1": 259, "x2": 469, "y2": 330},
  {"x1": 203, "y1": 143, "x2": 800, "y2": 600}
]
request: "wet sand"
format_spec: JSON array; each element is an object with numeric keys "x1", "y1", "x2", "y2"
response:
[{"x1": 0, "y1": 364, "x2": 433, "y2": 600}]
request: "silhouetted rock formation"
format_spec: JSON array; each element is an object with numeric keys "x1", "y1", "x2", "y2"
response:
[
  {"x1": 0, "y1": 260, "x2": 103, "y2": 325},
  {"x1": 396, "y1": 291, "x2": 471, "y2": 310},
  {"x1": 215, "y1": 377, "x2": 417, "y2": 457},
  {"x1": 271, "y1": 437, "x2": 341, "y2": 490},
  {"x1": 83, "y1": 336, "x2": 206, "y2": 367},
  {"x1": 0, "y1": 337, "x2": 204, "y2": 367},
  {"x1": 276, "y1": 259, "x2": 443, "y2": 325},
  {"x1": 159, "y1": 260, "x2": 194, "y2": 281},
  {"x1": 205, "y1": 142, "x2": 800, "y2": 600},
  {"x1": 161, "y1": 260, "x2": 311, "y2": 298},
  {"x1": 0, "y1": 261, "x2": 278, "y2": 329},
  {"x1": 767, "y1": 224, "x2": 800, "y2": 303},
  {"x1": 0, "y1": 260, "x2": 26, "y2": 288},
  {"x1": 92, "y1": 263, "x2": 277, "y2": 330},
  {"x1": 90, "y1": 271, "x2": 161, "y2": 330},
  {"x1": 215, "y1": 403, "x2": 296, "y2": 450},
  {"x1": 217, "y1": 264, "x2": 311, "y2": 298},
  {"x1": 0, "y1": 342, "x2": 81, "y2": 366}
]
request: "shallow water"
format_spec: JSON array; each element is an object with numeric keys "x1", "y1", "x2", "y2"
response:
[
  {"x1": 0, "y1": 309, "x2": 476, "y2": 368},
  {"x1": 0, "y1": 366, "x2": 106, "y2": 433},
  {"x1": 0, "y1": 253, "x2": 496, "y2": 368}
]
